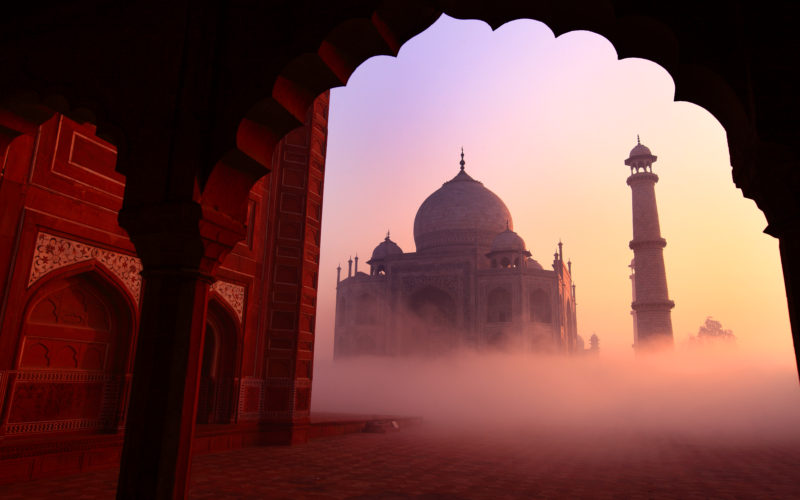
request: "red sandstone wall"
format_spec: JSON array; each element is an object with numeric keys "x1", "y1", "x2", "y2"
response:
[{"x1": 0, "y1": 91, "x2": 330, "y2": 481}]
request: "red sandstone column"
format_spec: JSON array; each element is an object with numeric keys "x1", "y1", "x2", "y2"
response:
[
  {"x1": 259, "y1": 93, "x2": 328, "y2": 443},
  {"x1": 115, "y1": 201, "x2": 240, "y2": 500},
  {"x1": 625, "y1": 140, "x2": 675, "y2": 350}
]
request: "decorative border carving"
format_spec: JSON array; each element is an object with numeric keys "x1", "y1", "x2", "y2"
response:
[
  {"x1": 14, "y1": 370, "x2": 114, "y2": 383},
  {"x1": 401, "y1": 275, "x2": 461, "y2": 295},
  {"x1": 4, "y1": 370, "x2": 122, "y2": 435},
  {"x1": 5, "y1": 418, "x2": 105, "y2": 435},
  {"x1": 212, "y1": 280, "x2": 246, "y2": 321},
  {"x1": 237, "y1": 377, "x2": 264, "y2": 421},
  {"x1": 28, "y1": 232, "x2": 142, "y2": 304}
]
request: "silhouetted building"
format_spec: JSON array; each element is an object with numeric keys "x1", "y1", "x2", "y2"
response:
[
  {"x1": 589, "y1": 333, "x2": 599, "y2": 354},
  {"x1": 334, "y1": 151, "x2": 578, "y2": 357},
  {"x1": 626, "y1": 138, "x2": 675, "y2": 350}
]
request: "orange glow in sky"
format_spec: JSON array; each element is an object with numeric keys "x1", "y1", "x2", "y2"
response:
[{"x1": 315, "y1": 15, "x2": 792, "y2": 361}]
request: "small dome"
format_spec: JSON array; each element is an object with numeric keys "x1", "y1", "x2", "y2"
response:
[
  {"x1": 370, "y1": 235, "x2": 403, "y2": 261},
  {"x1": 629, "y1": 143, "x2": 652, "y2": 158},
  {"x1": 625, "y1": 137, "x2": 658, "y2": 171},
  {"x1": 490, "y1": 227, "x2": 526, "y2": 253},
  {"x1": 526, "y1": 257, "x2": 543, "y2": 270},
  {"x1": 628, "y1": 136, "x2": 653, "y2": 159}
]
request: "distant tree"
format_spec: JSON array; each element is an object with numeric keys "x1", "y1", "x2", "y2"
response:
[{"x1": 690, "y1": 316, "x2": 735, "y2": 346}]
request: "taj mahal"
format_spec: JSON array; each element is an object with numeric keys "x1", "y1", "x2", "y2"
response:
[{"x1": 333, "y1": 151, "x2": 579, "y2": 357}]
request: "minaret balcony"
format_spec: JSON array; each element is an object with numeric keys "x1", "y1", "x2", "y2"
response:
[
  {"x1": 629, "y1": 238, "x2": 667, "y2": 250},
  {"x1": 631, "y1": 299, "x2": 675, "y2": 311},
  {"x1": 626, "y1": 171, "x2": 660, "y2": 185}
]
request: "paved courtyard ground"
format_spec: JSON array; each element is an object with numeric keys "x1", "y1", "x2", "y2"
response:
[{"x1": 3, "y1": 424, "x2": 800, "y2": 499}]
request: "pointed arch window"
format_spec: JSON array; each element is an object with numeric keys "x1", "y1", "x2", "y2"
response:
[{"x1": 487, "y1": 287, "x2": 512, "y2": 323}]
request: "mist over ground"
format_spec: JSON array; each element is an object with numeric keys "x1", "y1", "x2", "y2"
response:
[{"x1": 312, "y1": 348, "x2": 800, "y2": 444}]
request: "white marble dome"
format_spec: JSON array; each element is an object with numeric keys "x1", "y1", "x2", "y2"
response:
[
  {"x1": 413, "y1": 168, "x2": 512, "y2": 252},
  {"x1": 526, "y1": 257, "x2": 544, "y2": 270},
  {"x1": 370, "y1": 235, "x2": 403, "y2": 261},
  {"x1": 490, "y1": 227, "x2": 526, "y2": 253}
]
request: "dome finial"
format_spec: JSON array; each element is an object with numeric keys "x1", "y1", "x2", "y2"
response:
[
  {"x1": 459, "y1": 147, "x2": 465, "y2": 171},
  {"x1": 637, "y1": 134, "x2": 640, "y2": 145},
  {"x1": 386, "y1": 230, "x2": 390, "y2": 240}
]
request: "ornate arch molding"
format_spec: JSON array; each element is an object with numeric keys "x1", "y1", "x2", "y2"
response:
[
  {"x1": 28, "y1": 231, "x2": 247, "y2": 321},
  {"x1": 205, "y1": 295, "x2": 244, "y2": 378},
  {"x1": 1, "y1": 2, "x2": 763, "y2": 233},
  {"x1": 209, "y1": 282, "x2": 246, "y2": 324},
  {"x1": 28, "y1": 232, "x2": 143, "y2": 306},
  {"x1": 199, "y1": 1, "x2": 758, "y2": 234},
  {"x1": 10, "y1": 260, "x2": 138, "y2": 435},
  {"x1": 0, "y1": 90, "x2": 126, "y2": 154},
  {"x1": 22, "y1": 256, "x2": 140, "y2": 327},
  {"x1": 17, "y1": 251, "x2": 141, "y2": 372}
]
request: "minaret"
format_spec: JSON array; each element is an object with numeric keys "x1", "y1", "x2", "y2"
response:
[
  {"x1": 629, "y1": 259, "x2": 638, "y2": 347},
  {"x1": 625, "y1": 137, "x2": 674, "y2": 350}
]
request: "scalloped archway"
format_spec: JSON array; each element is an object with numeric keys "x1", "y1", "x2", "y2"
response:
[{"x1": 2, "y1": 3, "x2": 800, "y2": 499}]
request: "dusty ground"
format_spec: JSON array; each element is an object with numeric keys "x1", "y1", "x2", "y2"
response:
[{"x1": 3, "y1": 424, "x2": 800, "y2": 499}]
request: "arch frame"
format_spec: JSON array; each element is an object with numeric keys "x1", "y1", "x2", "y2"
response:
[
  {"x1": 487, "y1": 286, "x2": 513, "y2": 324},
  {"x1": 197, "y1": 295, "x2": 243, "y2": 425},
  {"x1": 14, "y1": 259, "x2": 139, "y2": 373},
  {"x1": 407, "y1": 285, "x2": 458, "y2": 328},
  {"x1": 1, "y1": 2, "x2": 774, "y2": 236},
  {"x1": 2, "y1": 260, "x2": 138, "y2": 436},
  {"x1": 3, "y1": 3, "x2": 800, "y2": 497}
]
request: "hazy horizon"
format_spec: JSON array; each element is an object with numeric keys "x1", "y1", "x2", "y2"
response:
[{"x1": 312, "y1": 349, "x2": 800, "y2": 444}]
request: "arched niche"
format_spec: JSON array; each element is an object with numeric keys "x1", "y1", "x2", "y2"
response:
[
  {"x1": 408, "y1": 286, "x2": 456, "y2": 327},
  {"x1": 196, "y1": 298, "x2": 240, "y2": 425},
  {"x1": 336, "y1": 296, "x2": 347, "y2": 326},
  {"x1": 487, "y1": 287, "x2": 512, "y2": 323},
  {"x1": 529, "y1": 289, "x2": 552, "y2": 323},
  {"x1": 355, "y1": 293, "x2": 378, "y2": 325},
  {"x1": 405, "y1": 286, "x2": 458, "y2": 354},
  {"x1": 9, "y1": 266, "x2": 135, "y2": 434}
]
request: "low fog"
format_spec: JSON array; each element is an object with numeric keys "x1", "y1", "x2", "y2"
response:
[{"x1": 312, "y1": 348, "x2": 800, "y2": 444}]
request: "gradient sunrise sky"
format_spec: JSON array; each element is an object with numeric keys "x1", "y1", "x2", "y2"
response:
[{"x1": 314, "y1": 15, "x2": 792, "y2": 361}]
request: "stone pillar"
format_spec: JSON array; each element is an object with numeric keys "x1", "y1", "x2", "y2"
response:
[
  {"x1": 625, "y1": 142, "x2": 674, "y2": 350},
  {"x1": 741, "y1": 143, "x2": 800, "y2": 381},
  {"x1": 778, "y1": 231, "x2": 800, "y2": 382},
  {"x1": 259, "y1": 92, "x2": 328, "y2": 444},
  {"x1": 116, "y1": 201, "x2": 239, "y2": 500}
]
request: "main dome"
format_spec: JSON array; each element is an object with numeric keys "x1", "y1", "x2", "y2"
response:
[{"x1": 413, "y1": 167, "x2": 512, "y2": 252}]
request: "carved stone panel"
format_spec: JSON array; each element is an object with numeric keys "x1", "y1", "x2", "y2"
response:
[
  {"x1": 211, "y1": 281, "x2": 246, "y2": 322},
  {"x1": 28, "y1": 232, "x2": 142, "y2": 304}
]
